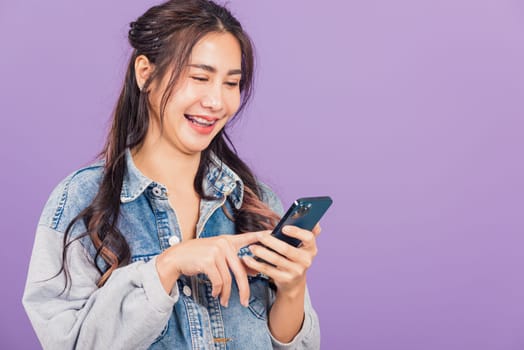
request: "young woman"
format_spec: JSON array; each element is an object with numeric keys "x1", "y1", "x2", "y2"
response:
[{"x1": 23, "y1": 1, "x2": 321, "y2": 349}]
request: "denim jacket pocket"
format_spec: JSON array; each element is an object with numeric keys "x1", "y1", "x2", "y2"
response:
[
  {"x1": 247, "y1": 295, "x2": 267, "y2": 320},
  {"x1": 246, "y1": 276, "x2": 270, "y2": 321}
]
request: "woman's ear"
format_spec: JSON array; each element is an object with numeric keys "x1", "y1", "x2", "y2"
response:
[{"x1": 135, "y1": 55, "x2": 154, "y2": 91}]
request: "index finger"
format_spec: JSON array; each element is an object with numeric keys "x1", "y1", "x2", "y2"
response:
[{"x1": 230, "y1": 230, "x2": 270, "y2": 250}]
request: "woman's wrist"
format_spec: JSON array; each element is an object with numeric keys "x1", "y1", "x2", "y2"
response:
[
  {"x1": 156, "y1": 250, "x2": 180, "y2": 294},
  {"x1": 275, "y1": 278, "x2": 307, "y2": 300}
]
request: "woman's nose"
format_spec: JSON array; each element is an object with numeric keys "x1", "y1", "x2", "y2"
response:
[{"x1": 201, "y1": 85, "x2": 223, "y2": 111}]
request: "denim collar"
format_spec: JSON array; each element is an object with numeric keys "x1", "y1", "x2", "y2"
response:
[{"x1": 120, "y1": 149, "x2": 244, "y2": 209}]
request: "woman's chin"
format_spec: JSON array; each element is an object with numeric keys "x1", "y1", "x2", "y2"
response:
[
  {"x1": 177, "y1": 138, "x2": 215, "y2": 155},
  {"x1": 178, "y1": 128, "x2": 223, "y2": 153}
]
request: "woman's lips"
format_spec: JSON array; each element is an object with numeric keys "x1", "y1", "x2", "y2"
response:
[{"x1": 184, "y1": 114, "x2": 219, "y2": 134}]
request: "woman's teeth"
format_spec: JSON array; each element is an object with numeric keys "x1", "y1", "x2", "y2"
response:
[{"x1": 184, "y1": 114, "x2": 216, "y2": 126}]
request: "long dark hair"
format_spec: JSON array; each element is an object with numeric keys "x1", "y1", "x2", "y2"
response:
[{"x1": 61, "y1": 0, "x2": 279, "y2": 288}]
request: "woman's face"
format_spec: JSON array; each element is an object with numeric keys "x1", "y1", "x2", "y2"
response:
[{"x1": 147, "y1": 32, "x2": 242, "y2": 155}]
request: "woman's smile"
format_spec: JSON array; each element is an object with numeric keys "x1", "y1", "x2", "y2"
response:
[{"x1": 184, "y1": 114, "x2": 221, "y2": 135}]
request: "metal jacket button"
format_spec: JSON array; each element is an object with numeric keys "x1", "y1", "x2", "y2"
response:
[
  {"x1": 183, "y1": 285, "x2": 192, "y2": 297},
  {"x1": 152, "y1": 186, "x2": 162, "y2": 196},
  {"x1": 168, "y1": 235, "x2": 180, "y2": 246}
]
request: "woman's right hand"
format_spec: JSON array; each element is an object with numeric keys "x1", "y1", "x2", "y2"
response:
[{"x1": 155, "y1": 232, "x2": 265, "y2": 307}]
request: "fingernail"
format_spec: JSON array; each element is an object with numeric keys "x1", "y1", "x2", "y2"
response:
[
  {"x1": 283, "y1": 225, "x2": 293, "y2": 234},
  {"x1": 242, "y1": 299, "x2": 249, "y2": 307}
]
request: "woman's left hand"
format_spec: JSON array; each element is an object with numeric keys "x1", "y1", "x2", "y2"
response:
[{"x1": 242, "y1": 224, "x2": 321, "y2": 296}]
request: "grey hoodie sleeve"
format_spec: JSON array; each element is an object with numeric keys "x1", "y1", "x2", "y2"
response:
[{"x1": 22, "y1": 224, "x2": 178, "y2": 350}]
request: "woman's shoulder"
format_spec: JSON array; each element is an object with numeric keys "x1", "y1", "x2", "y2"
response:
[
  {"x1": 257, "y1": 181, "x2": 285, "y2": 217},
  {"x1": 38, "y1": 160, "x2": 105, "y2": 233}
]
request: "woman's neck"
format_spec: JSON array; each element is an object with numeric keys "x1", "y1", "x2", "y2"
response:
[{"x1": 131, "y1": 142, "x2": 201, "y2": 192}]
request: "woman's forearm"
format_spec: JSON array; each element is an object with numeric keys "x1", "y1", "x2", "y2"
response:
[{"x1": 268, "y1": 279, "x2": 306, "y2": 343}]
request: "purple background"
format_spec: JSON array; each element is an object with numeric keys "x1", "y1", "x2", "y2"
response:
[{"x1": 1, "y1": 0, "x2": 523, "y2": 349}]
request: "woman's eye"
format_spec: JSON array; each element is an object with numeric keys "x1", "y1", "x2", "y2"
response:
[
  {"x1": 225, "y1": 81, "x2": 239, "y2": 87},
  {"x1": 191, "y1": 76, "x2": 208, "y2": 82}
]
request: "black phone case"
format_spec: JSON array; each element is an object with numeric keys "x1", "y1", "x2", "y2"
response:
[{"x1": 271, "y1": 196, "x2": 333, "y2": 247}]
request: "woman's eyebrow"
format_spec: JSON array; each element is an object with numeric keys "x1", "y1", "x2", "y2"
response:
[{"x1": 188, "y1": 64, "x2": 242, "y2": 75}]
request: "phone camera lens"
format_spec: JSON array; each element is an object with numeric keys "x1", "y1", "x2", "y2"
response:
[
  {"x1": 291, "y1": 204, "x2": 311, "y2": 219},
  {"x1": 299, "y1": 204, "x2": 310, "y2": 216}
]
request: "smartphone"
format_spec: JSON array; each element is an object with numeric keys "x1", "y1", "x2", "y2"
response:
[
  {"x1": 237, "y1": 196, "x2": 333, "y2": 262},
  {"x1": 271, "y1": 196, "x2": 333, "y2": 247}
]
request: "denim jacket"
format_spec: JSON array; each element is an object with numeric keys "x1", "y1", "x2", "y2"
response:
[{"x1": 23, "y1": 149, "x2": 320, "y2": 350}]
